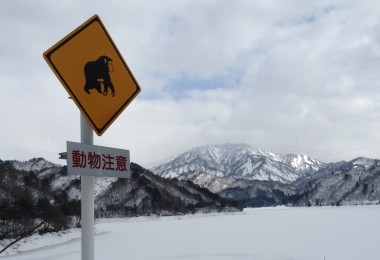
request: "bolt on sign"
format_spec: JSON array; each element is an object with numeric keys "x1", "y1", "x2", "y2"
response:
[
  {"x1": 43, "y1": 15, "x2": 141, "y2": 136},
  {"x1": 67, "y1": 141, "x2": 130, "y2": 178}
]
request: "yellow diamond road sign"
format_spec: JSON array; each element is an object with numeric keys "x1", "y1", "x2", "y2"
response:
[{"x1": 43, "y1": 15, "x2": 141, "y2": 136}]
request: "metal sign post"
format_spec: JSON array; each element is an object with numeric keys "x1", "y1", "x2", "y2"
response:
[{"x1": 80, "y1": 113, "x2": 94, "y2": 260}]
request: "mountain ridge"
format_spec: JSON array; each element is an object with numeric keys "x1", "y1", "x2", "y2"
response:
[
  {"x1": 151, "y1": 143, "x2": 326, "y2": 185},
  {"x1": 10, "y1": 157, "x2": 61, "y2": 172}
]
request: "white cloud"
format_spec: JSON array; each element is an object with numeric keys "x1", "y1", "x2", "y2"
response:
[{"x1": 1, "y1": 0, "x2": 380, "y2": 166}]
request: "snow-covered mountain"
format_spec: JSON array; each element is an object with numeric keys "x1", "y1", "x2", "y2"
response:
[
  {"x1": 289, "y1": 157, "x2": 380, "y2": 206},
  {"x1": 151, "y1": 144, "x2": 326, "y2": 186}
]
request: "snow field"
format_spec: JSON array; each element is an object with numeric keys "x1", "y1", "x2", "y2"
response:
[{"x1": 1, "y1": 206, "x2": 380, "y2": 260}]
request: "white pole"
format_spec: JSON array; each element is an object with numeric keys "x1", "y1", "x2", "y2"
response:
[{"x1": 80, "y1": 113, "x2": 94, "y2": 260}]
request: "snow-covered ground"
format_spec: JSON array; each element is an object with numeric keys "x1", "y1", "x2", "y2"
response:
[{"x1": 1, "y1": 206, "x2": 380, "y2": 260}]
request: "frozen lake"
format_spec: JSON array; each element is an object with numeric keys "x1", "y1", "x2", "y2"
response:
[{"x1": 1, "y1": 206, "x2": 380, "y2": 260}]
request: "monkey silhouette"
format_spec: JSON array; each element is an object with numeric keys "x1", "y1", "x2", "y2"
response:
[{"x1": 83, "y1": 55, "x2": 115, "y2": 97}]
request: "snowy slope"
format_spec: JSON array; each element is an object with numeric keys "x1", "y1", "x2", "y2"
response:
[
  {"x1": 95, "y1": 163, "x2": 241, "y2": 217},
  {"x1": 278, "y1": 153, "x2": 325, "y2": 174},
  {"x1": 151, "y1": 144, "x2": 326, "y2": 185}
]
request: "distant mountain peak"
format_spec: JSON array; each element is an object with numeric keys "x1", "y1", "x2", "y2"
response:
[{"x1": 151, "y1": 143, "x2": 326, "y2": 185}]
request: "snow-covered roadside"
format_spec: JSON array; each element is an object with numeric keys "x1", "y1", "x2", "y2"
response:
[{"x1": 0, "y1": 228, "x2": 81, "y2": 256}]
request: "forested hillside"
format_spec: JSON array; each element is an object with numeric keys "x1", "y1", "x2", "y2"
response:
[{"x1": 0, "y1": 159, "x2": 242, "y2": 239}]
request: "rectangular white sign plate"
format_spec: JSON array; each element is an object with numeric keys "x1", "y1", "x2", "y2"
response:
[{"x1": 67, "y1": 141, "x2": 131, "y2": 178}]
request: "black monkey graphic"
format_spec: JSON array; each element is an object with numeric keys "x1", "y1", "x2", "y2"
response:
[{"x1": 83, "y1": 55, "x2": 115, "y2": 97}]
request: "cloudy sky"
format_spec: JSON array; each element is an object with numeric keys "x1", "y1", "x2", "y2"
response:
[{"x1": 1, "y1": 0, "x2": 380, "y2": 167}]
